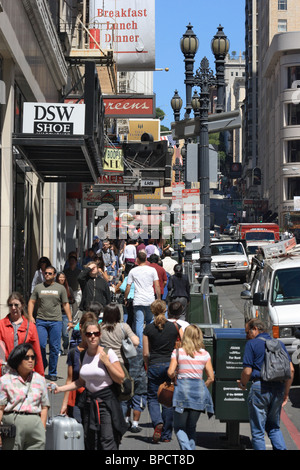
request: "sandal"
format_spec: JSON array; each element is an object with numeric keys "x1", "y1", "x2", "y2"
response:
[{"x1": 152, "y1": 423, "x2": 163, "y2": 443}]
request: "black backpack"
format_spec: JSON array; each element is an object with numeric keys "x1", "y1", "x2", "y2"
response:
[{"x1": 259, "y1": 337, "x2": 291, "y2": 382}]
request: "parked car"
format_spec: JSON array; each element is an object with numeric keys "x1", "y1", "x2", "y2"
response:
[
  {"x1": 223, "y1": 224, "x2": 232, "y2": 235},
  {"x1": 210, "y1": 240, "x2": 249, "y2": 282}
]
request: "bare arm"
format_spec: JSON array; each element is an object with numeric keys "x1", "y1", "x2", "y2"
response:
[
  {"x1": 100, "y1": 349, "x2": 125, "y2": 384},
  {"x1": 237, "y1": 366, "x2": 252, "y2": 390},
  {"x1": 154, "y1": 280, "x2": 161, "y2": 300},
  {"x1": 143, "y1": 335, "x2": 150, "y2": 369},
  {"x1": 204, "y1": 358, "x2": 214, "y2": 388},
  {"x1": 283, "y1": 362, "x2": 295, "y2": 406},
  {"x1": 27, "y1": 299, "x2": 36, "y2": 323}
]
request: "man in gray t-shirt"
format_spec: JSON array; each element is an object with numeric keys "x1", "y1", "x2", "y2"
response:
[{"x1": 28, "y1": 266, "x2": 72, "y2": 380}]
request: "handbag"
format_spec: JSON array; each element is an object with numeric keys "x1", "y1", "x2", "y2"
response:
[
  {"x1": 0, "y1": 424, "x2": 16, "y2": 439},
  {"x1": 157, "y1": 381, "x2": 175, "y2": 408},
  {"x1": 157, "y1": 349, "x2": 179, "y2": 408},
  {"x1": 121, "y1": 324, "x2": 137, "y2": 359}
]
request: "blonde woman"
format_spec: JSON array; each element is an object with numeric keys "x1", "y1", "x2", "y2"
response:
[
  {"x1": 143, "y1": 299, "x2": 183, "y2": 443},
  {"x1": 167, "y1": 325, "x2": 214, "y2": 450}
]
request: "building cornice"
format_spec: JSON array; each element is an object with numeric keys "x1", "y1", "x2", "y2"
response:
[{"x1": 263, "y1": 31, "x2": 300, "y2": 78}]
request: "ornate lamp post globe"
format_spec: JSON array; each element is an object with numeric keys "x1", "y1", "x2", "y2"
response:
[
  {"x1": 170, "y1": 90, "x2": 183, "y2": 122},
  {"x1": 211, "y1": 25, "x2": 230, "y2": 113},
  {"x1": 191, "y1": 90, "x2": 201, "y2": 117},
  {"x1": 180, "y1": 24, "x2": 199, "y2": 118},
  {"x1": 180, "y1": 23, "x2": 199, "y2": 57},
  {"x1": 211, "y1": 24, "x2": 230, "y2": 57}
]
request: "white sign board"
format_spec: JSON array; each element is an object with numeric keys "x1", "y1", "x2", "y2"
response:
[
  {"x1": 89, "y1": 0, "x2": 155, "y2": 71},
  {"x1": 22, "y1": 103, "x2": 86, "y2": 135}
]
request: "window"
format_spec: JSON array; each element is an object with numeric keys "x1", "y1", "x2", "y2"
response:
[
  {"x1": 288, "y1": 141, "x2": 300, "y2": 162},
  {"x1": 288, "y1": 177, "x2": 300, "y2": 199},
  {"x1": 278, "y1": 0, "x2": 287, "y2": 10},
  {"x1": 288, "y1": 66, "x2": 300, "y2": 88},
  {"x1": 278, "y1": 19, "x2": 287, "y2": 31},
  {"x1": 287, "y1": 104, "x2": 300, "y2": 126}
]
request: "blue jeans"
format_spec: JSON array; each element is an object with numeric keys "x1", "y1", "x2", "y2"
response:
[
  {"x1": 36, "y1": 319, "x2": 62, "y2": 377},
  {"x1": 62, "y1": 314, "x2": 69, "y2": 351},
  {"x1": 173, "y1": 408, "x2": 201, "y2": 450},
  {"x1": 248, "y1": 381, "x2": 286, "y2": 450},
  {"x1": 133, "y1": 305, "x2": 153, "y2": 348},
  {"x1": 147, "y1": 362, "x2": 173, "y2": 441}
]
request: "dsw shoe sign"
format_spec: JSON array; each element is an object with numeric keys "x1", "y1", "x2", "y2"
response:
[{"x1": 22, "y1": 102, "x2": 86, "y2": 135}]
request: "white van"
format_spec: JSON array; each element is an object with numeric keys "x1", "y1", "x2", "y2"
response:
[{"x1": 241, "y1": 251, "x2": 300, "y2": 356}]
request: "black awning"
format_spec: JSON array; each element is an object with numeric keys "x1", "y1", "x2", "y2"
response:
[{"x1": 12, "y1": 134, "x2": 102, "y2": 183}]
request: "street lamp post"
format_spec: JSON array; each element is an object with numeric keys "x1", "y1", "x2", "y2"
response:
[{"x1": 173, "y1": 23, "x2": 229, "y2": 283}]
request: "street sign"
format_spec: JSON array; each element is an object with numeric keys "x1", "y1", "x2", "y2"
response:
[
  {"x1": 141, "y1": 179, "x2": 160, "y2": 187},
  {"x1": 171, "y1": 109, "x2": 241, "y2": 140}
]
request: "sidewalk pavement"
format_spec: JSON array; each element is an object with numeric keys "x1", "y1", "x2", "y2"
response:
[
  {"x1": 49, "y1": 350, "x2": 298, "y2": 451},
  {"x1": 47, "y1": 281, "x2": 299, "y2": 451}
]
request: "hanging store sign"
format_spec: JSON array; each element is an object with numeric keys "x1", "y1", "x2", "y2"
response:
[
  {"x1": 22, "y1": 103, "x2": 86, "y2": 135},
  {"x1": 104, "y1": 95, "x2": 155, "y2": 118},
  {"x1": 103, "y1": 146, "x2": 124, "y2": 174},
  {"x1": 89, "y1": 0, "x2": 155, "y2": 71}
]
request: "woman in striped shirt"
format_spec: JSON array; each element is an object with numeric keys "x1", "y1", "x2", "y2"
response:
[{"x1": 167, "y1": 325, "x2": 214, "y2": 450}]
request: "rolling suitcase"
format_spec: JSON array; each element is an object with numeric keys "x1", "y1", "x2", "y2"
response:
[{"x1": 46, "y1": 386, "x2": 85, "y2": 450}]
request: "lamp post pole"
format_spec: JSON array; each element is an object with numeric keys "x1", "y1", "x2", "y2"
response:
[
  {"x1": 171, "y1": 24, "x2": 229, "y2": 283},
  {"x1": 194, "y1": 58, "x2": 217, "y2": 282}
]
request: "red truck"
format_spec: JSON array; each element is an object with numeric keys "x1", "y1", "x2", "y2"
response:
[{"x1": 236, "y1": 223, "x2": 280, "y2": 243}]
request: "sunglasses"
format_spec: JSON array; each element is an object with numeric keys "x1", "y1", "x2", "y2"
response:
[
  {"x1": 24, "y1": 355, "x2": 36, "y2": 361},
  {"x1": 45, "y1": 272, "x2": 54, "y2": 275},
  {"x1": 85, "y1": 331, "x2": 100, "y2": 338},
  {"x1": 9, "y1": 303, "x2": 21, "y2": 308}
]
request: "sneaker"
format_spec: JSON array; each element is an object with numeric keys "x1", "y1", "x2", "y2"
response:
[{"x1": 131, "y1": 425, "x2": 142, "y2": 433}]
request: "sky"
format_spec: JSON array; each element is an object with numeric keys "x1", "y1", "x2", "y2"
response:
[{"x1": 154, "y1": 0, "x2": 246, "y2": 129}]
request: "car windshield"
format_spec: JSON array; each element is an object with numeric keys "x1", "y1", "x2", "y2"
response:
[
  {"x1": 247, "y1": 245, "x2": 259, "y2": 255},
  {"x1": 211, "y1": 243, "x2": 244, "y2": 256},
  {"x1": 245, "y1": 232, "x2": 275, "y2": 241},
  {"x1": 272, "y1": 267, "x2": 300, "y2": 303}
]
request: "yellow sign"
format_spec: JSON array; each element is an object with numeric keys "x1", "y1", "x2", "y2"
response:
[
  {"x1": 128, "y1": 119, "x2": 160, "y2": 141},
  {"x1": 103, "y1": 147, "x2": 124, "y2": 173}
]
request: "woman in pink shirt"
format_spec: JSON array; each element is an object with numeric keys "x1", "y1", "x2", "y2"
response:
[
  {"x1": 168, "y1": 325, "x2": 214, "y2": 450},
  {"x1": 53, "y1": 320, "x2": 128, "y2": 449}
]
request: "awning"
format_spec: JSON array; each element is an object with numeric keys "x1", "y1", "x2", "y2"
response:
[{"x1": 12, "y1": 133, "x2": 102, "y2": 183}]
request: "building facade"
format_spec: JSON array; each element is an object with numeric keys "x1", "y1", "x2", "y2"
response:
[
  {"x1": 244, "y1": 0, "x2": 300, "y2": 229},
  {"x1": 0, "y1": 0, "x2": 115, "y2": 316}
]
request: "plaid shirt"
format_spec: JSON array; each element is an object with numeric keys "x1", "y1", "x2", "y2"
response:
[{"x1": 0, "y1": 370, "x2": 50, "y2": 414}]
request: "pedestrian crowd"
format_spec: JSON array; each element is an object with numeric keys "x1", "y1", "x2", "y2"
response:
[{"x1": 0, "y1": 236, "x2": 295, "y2": 451}]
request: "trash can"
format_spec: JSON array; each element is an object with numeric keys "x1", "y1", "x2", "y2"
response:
[
  {"x1": 213, "y1": 328, "x2": 249, "y2": 423},
  {"x1": 187, "y1": 283, "x2": 219, "y2": 324}
]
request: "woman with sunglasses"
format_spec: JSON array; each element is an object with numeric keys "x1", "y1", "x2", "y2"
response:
[
  {"x1": 0, "y1": 292, "x2": 44, "y2": 377},
  {"x1": 0, "y1": 343, "x2": 50, "y2": 450},
  {"x1": 53, "y1": 320, "x2": 128, "y2": 450}
]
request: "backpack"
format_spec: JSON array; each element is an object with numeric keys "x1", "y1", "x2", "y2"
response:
[{"x1": 259, "y1": 337, "x2": 291, "y2": 382}]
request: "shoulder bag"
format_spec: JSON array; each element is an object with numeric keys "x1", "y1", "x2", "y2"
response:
[
  {"x1": 157, "y1": 349, "x2": 179, "y2": 408},
  {"x1": 121, "y1": 324, "x2": 137, "y2": 359}
]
